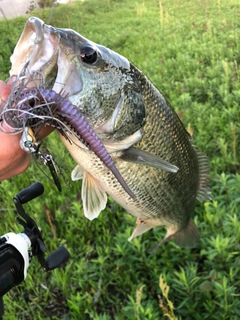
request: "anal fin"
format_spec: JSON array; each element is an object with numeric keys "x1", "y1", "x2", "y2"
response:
[{"x1": 128, "y1": 218, "x2": 154, "y2": 241}]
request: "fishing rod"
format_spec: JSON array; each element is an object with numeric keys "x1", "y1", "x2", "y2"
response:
[{"x1": 0, "y1": 182, "x2": 70, "y2": 319}]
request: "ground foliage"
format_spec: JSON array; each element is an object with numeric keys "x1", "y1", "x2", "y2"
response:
[{"x1": 0, "y1": 0, "x2": 240, "y2": 319}]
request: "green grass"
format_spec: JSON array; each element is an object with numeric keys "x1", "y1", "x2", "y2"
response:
[{"x1": 0, "y1": 0, "x2": 240, "y2": 318}]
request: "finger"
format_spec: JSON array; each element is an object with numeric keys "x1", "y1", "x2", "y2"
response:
[{"x1": 0, "y1": 81, "x2": 11, "y2": 102}]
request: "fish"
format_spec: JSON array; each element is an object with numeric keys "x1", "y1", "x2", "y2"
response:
[{"x1": 8, "y1": 16, "x2": 211, "y2": 248}]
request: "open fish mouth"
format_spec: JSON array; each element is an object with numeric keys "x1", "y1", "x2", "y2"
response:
[
  {"x1": 10, "y1": 17, "x2": 58, "y2": 90},
  {"x1": 2, "y1": 16, "x2": 86, "y2": 132},
  {"x1": 0, "y1": 17, "x2": 60, "y2": 132},
  {"x1": 10, "y1": 17, "x2": 82, "y2": 96}
]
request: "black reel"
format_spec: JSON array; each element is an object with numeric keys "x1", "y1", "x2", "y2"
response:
[{"x1": 0, "y1": 182, "x2": 70, "y2": 318}]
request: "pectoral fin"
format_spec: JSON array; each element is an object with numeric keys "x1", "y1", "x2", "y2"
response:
[
  {"x1": 82, "y1": 171, "x2": 107, "y2": 220},
  {"x1": 120, "y1": 148, "x2": 179, "y2": 173}
]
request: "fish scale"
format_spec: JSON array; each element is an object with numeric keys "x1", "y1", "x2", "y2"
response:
[
  {"x1": 110, "y1": 67, "x2": 199, "y2": 230},
  {"x1": 9, "y1": 16, "x2": 211, "y2": 249}
]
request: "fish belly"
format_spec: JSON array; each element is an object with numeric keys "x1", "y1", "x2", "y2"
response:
[{"x1": 59, "y1": 131, "x2": 196, "y2": 231}]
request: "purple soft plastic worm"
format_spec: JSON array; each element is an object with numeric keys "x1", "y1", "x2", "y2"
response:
[{"x1": 8, "y1": 87, "x2": 136, "y2": 200}]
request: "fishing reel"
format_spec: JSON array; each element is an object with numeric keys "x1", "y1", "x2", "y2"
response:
[{"x1": 0, "y1": 182, "x2": 70, "y2": 318}]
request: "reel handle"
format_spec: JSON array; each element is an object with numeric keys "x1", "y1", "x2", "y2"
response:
[{"x1": 15, "y1": 182, "x2": 44, "y2": 204}]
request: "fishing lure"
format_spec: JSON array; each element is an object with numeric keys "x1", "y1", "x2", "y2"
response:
[
  {"x1": 3, "y1": 86, "x2": 136, "y2": 200},
  {"x1": 21, "y1": 127, "x2": 62, "y2": 192}
]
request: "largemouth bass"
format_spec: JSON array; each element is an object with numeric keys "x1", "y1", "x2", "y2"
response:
[{"x1": 9, "y1": 17, "x2": 211, "y2": 248}]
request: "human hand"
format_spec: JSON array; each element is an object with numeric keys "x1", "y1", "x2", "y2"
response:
[{"x1": 0, "y1": 80, "x2": 54, "y2": 181}]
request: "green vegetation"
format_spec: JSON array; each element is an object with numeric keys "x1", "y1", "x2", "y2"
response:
[{"x1": 0, "y1": 0, "x2": 240, "y2": 318}]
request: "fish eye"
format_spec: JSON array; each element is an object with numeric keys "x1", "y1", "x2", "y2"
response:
[{"x1": 80, "y1": 46, "x2": 98, "y2": 64}]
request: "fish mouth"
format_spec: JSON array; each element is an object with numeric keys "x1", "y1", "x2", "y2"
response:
[
  {"x1": 4, "y1": 16, "x2": 83, "y2": 135},
  {"x1": 10, "y1": 17, "x2": 82, "y2": 96},
  {"x1": 10, "y1": 17, "x2": 59, "y2": 89}
]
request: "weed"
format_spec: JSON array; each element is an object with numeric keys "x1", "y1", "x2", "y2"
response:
[{"x1": 0, "y1": 0, "x2": 240, "y2": 318}]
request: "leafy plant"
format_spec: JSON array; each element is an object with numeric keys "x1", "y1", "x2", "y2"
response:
[{"x1": 0, "y1": 0, "x2": 240, "y2": 319}]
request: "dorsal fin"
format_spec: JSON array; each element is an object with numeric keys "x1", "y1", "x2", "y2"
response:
[{"x1": 194, "y1": 148, "x2": 212, "y2": 202}]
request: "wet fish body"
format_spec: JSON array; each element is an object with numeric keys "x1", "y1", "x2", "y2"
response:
[{"x1": 9, "y1": 17, "x2": 211, "y2": 248}]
